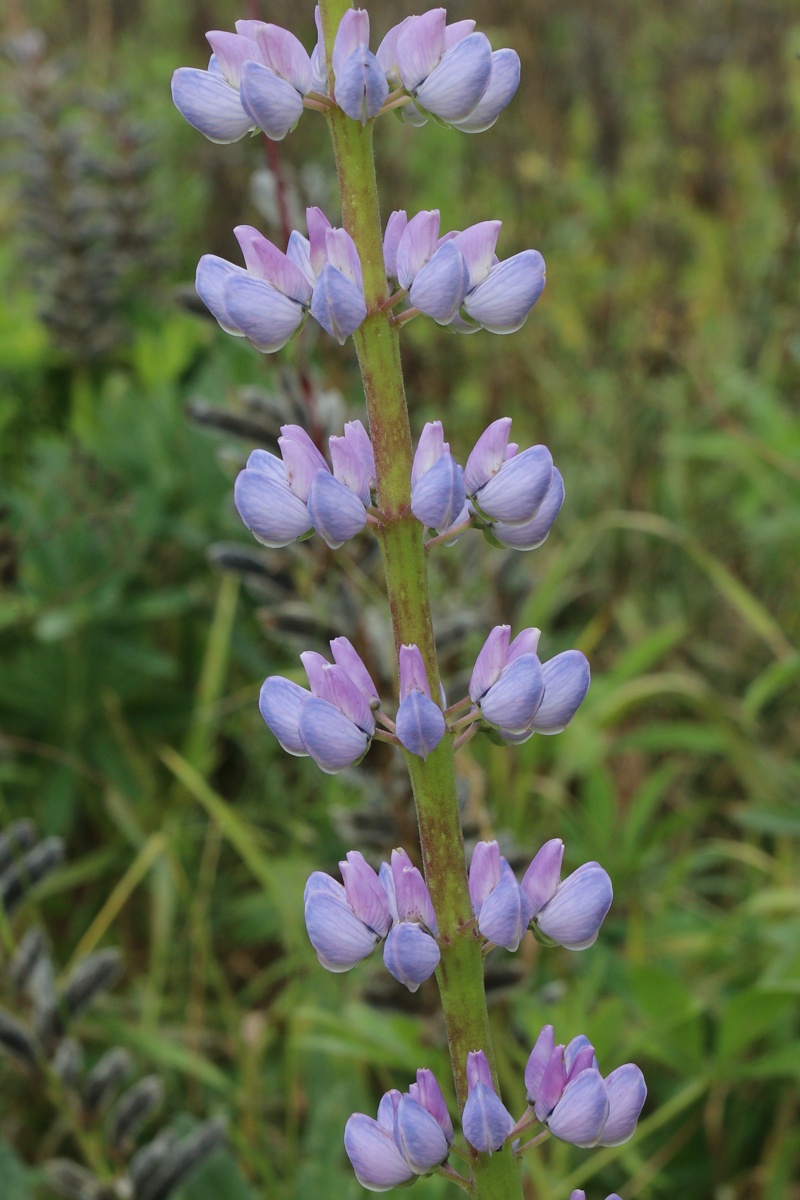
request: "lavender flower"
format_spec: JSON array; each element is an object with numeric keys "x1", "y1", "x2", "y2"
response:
[
  {"x1": 380, "y1": 849, "x2": 440, "y2": 991},
  {"x1": 525, "y1": 1026, "x2": 646, "y2": 1148},
  {"x1": 385, "y1": 210, "x2": 470, "y2": 323},
  {"x1": 304, "y1": 853, "x2": 391, "y2": 971},
  {"x1": 172, "y1": 30, "x2": 261, "y2": 143},
  {"x1": 465, "y1": 418, "x2": 563, "y2": 550},
  {"x1": 461, "y1": 1050, "x2": 514, "y2": 1153},
  {"x1": 410, "y1": 421, "x2": 468, "y2": 535},
  {"x1": 234, "y1": 421, "x2": 372, "y2": 549},
  {"x1": 521, "y1": 839, "x2": 613, "y2": 950},
  {"x1": 196, "y1": 210, "x2": 366, "y2": 353},
  {"x1": 468, "y1": 841, "x2": 531, "y2": 951},
  {"x1": 377, "y1": 10, "x2": 519, "y2": 133},
  {"x1": 467, "y1": 625, "x2": 590, "y2": 743},
  {"x1": 344, "y1": 1069, "x2": 452, "y2": 1190},
  {"x1": 331, "y1": 9, "x2": 389, "y2": 123},
  {"x1": 449, "y1": 221, "x2": 545, "y2": 334},
  {"x1": 395, "y1": 646, "x2": 446, "y2": 760},
  {"x1": 259, "y1": 636, "x2": 378, "y2": 772}
]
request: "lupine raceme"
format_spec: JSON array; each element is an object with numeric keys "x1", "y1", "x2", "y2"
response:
[{"x1": 173, "y1": 4, "x2": 647, "y2": 1197}]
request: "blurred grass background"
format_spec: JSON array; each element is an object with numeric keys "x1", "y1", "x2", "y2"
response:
[{"x1": 0, "y1": 0, "x2": 799, "y2": 1197}]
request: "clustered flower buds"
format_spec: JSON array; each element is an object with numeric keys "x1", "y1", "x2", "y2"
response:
[
  {"x1": 343, "y1": 1034, "x2": 645, "y2": 1192},
  {"x1": 344, "y1": 1068, "x2": 453, "y2": 1190},
  {"x1": 525, "y1": 1025, "x2": 647, "y2": 1148},
  {"x1": 304, "y1": 849, "x2": 440, "y2": 991},
  {"x1": 468, "y1": 838, "x2": 613, "y2": 953},
  {"x1": 172, "y1": 7, "x2": 519, "y2": 145},
  {"x1": 235, "y1": 421, "x2": 374, "y2": 550}
]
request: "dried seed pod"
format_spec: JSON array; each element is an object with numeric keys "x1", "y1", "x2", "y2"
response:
[
  {"x1": 0, "y1": 819, "x2": 37, "y2": 873},
  {"x1": 52, "y1": 1037, "x2": 85, "y2": 1088},
  {"x1": 9, "y1": 925, "x2": 48, "y2": 990},
  {"x1": 127, "y1": 1130, "x2": 177, "y2": 1196},
  {"x1": 0, "y1": 1007, "x2": 39, "y2": 1069},
  {"x1": 0, "y1": 836, "x2": 65, "y2": 915},
  {"x1": 44, "y1": 1159, "x2": 116, "y2": 1200},
  {"x1": 83, "y1": 1047, "x2": 133, "y2": 1113},
  {"x1": 135, "y1": 1118, "x2": 227, "y2": 1200},
  {"x1": 107, "y1": 1076, "x2": 164, "y2": 1150},
  {"x1": 63, "y1": 948, "x2": 123, "y2": 1023}
]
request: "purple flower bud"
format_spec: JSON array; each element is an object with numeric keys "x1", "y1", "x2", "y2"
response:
[
  {"x1": 414, "y1": 32, "x2": 493, "y2": 123},
  {"x1": 340, "y1": 851, "x2": 392, "y2": 939},
  {"x1": 597, "y1": 1064, "x2": 647, "y2": 1146},
  {"x1": 468, "y1": 840, "x2": 504, "y2": 914},
  {"x1": 394, "y1": 1095, "x2": 450, "y2": 1173},
  {"x1": 383, "y1": 923, "x2": 440, "y2": 992},
  {"x1": 529, "y1": 650, "x2": 591, "y2": 734},
  {"x1": 335, "y1": 46, "x2": 389, "y2": 123},
  {"x1": 306, "y1": 471, "x2": 367, "y2": 548},
  {"x1": 463, "y1": 417, "x2": 515, "y2": 494},
  {"x1": 520, "y1": 839, "x2": 564, "y2": 912},
  {"x1": 331, "y1": 8, "x2": 370, "y2": 77},
  {"x1": 329, "y1": 637, "x2": 380, "y2": 707},
  {"x1": 411, "y1": 452, "x2": 466, "y2": 532},
  {"x1": 396, "y1": 210, "x2": 442, "y2": 290},
  {"x1": 344, "y1": 1113, "x2": 415, "y2": 1190},
  {"x1": 454, "y1": 221, "x2": 502, "y2": 291},
  {"x1": 524, "y1": 1025, "x2": 646, "y2": 1148},
  {"x1": 304, "y1": 873, "x2": 381, "y2": 971},
  {"x1": 476, "y1": 862, "x2": 531, "y2": 951},
  {"x1": 329, "y1": 419, "x2": 374, "y2": 503},
  {"x1": 398, "y1": 645, "x2": 431, "y2": 700},
  {"x1": 408, "y1": 1070, "x2": 454, "y2": 1144},
  {"x1": 234, "y1": 224, "x2": 313, "y2": 304},
  {"x1": 245, "y1": 21, "x2": 313, "y2": 94},
  {"x1": 390, "y1": 848, "x2": 438, "y2": 934},
  {"x1": 451, "y1": 48, "x2": 521, "y2": 133},
  {"x1": 311, "y1": 262, "x2": 367, "y2": 343},
  {"x1": 396, "y1": 691, "x2": 446, "y2": 760},
  {"x1": 278, "y1": 424, "x2": 327, "y2": 500},
  {"x1": 462, "y1": 1053, "x2": 514, "y2": 1153}
]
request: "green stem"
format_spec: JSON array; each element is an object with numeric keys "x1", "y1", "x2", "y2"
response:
[{"x1": 317, "y1": 5, "x2": 523, "y2": 1196}]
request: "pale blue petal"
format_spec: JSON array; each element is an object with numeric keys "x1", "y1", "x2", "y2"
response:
[
  {"x1": 306, "y1": 471, "x2": 367, "y2": 548},
  {"x1": 240, "y1": 60, "x2": 304, "y2": 140},
  {"x1": 395, "y1": 1096, "x2": 449, "y2": 1173},
  {"x1": 234, "y1": 470, "x2": 312, "y2": 547},
  {"x1": 334, "y1": 47, "x2": 389, "y2": 123},
  {"x1": 409, "y1": 241, "x2": 470, "y2": 323},
  {"x1": 304, "y1": 886, "x2": 378, "y2": 971},
  {"x1": 536, "y1": 863, "x2": 613, "y2": 950},
  {"x1": 299, "y1": 696, "x2": 369, "y2": 773},
  {"x1": 311, "y1": 263, "x2": 367, "y2": 342},
  {"x1": 530, "y1": 650, "x2": 591, "y2": 734},
  {"x1": 223, "y1": 273, "x2": 305, "y2": 353},
  {"x1": 547, "y1": 1070, "x2": 609, "y2": 1147},
  {"x1": 462, "y1": 1082, "x2": 514, "y2": 1153},
  {"x1": 599, "y1": 1065, "x2": 646, "y2": 1145},
  {"x1": 171, "y1": 68, "x2": 254, "y2": 143},
  {"x1": 410, "y1": 453, "x2": 466, "y2": 532},
  {"x1": 479, "y1": 653, "x2": 545, "y2": 734},
  {"x1": 414, "y1": 33, "x2": 492, "y2": 123},
  {"x1": 195, "y1": 255, "x2": 246, "y2": 334},
  {"x1": 477, "y1": 867, "x2": 531, "y2": 951},
  {"x1": 452, "y1": 49, "x2": 520, "y2": 132},
  {"x1": 474, "y1": 444, "x2": 553, "y2": 524},
  {"x1": 396, "y1": 692, "x2": 445, "y2": 760},
  {"x1": 492, "y1": 469, "x2": 565, "y2": 549},
  {"x1": 383, "y1": 923, "x2": 440, "y2": 992},
  {"x1": 464, "y1": 249, "x2": 546, "y2": 333},
  {"x1": 258, "y1": 676, "x2": 308, "y2": 755},
  {"x1": 344, "y1": 1114, "x2": 413, "y2": 1191}
]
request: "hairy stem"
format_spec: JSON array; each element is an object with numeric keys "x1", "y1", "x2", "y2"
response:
[{"x1": 317, "y1": 4, "x2": 523, "y2": 1196}]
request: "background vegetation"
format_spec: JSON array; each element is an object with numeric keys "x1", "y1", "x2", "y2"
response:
[{"x1": 1, "y1": 0, "x2": 799, "y2": 1197}]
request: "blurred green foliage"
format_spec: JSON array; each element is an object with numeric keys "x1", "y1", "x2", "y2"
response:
[{"x1": 0, "y1": 1, "x2": 799, "y2": 1198}]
